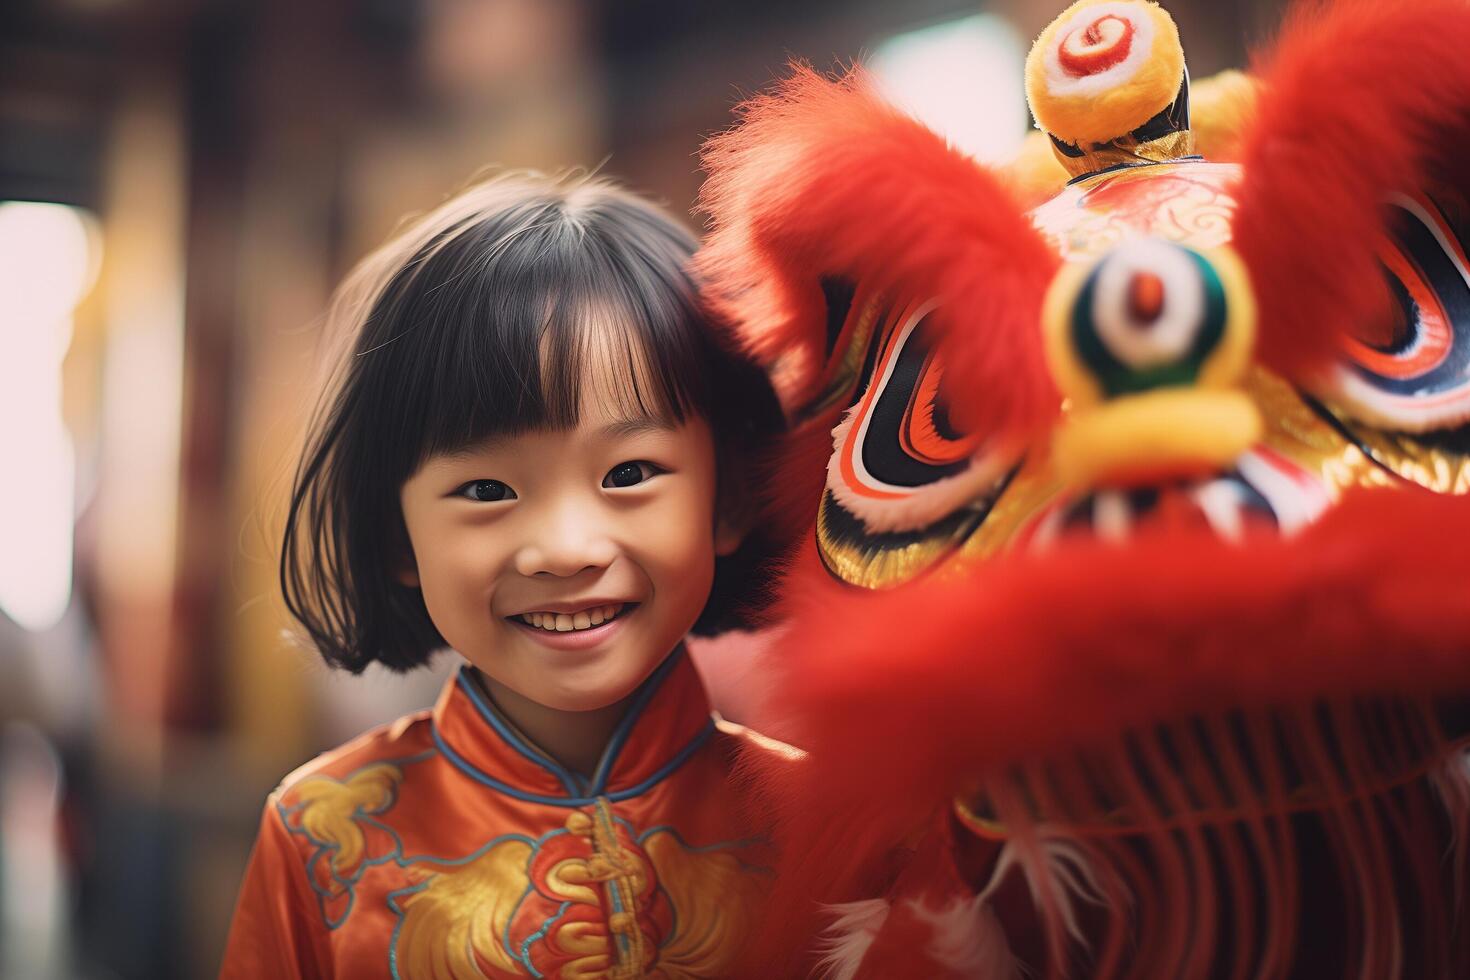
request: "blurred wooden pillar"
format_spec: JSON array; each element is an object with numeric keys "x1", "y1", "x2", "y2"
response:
[
  {"x1": 221, "y1": 0, "x2": 357, "y2": 780},
  {"x1": 93, "y1": 63, "x2": 189, "y2": 779},
  {"x1": 163, "y1": 3, "x2": 257, "y2": 739}
]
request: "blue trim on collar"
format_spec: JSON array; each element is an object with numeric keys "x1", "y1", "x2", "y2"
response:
[
  {"x1": 604, "y1": 718, "x2": 715, "y2": 803},
  {"x1": 431, "y1": 726, "x2": 585, "y2": 806},
  {"x1": 432, "y1": 716, "x2": 716, "y2": 807},
  {"x1": 455, "y1": 667, "x2": 584, "y2": 796},
  {"x1": 587, "y1": 648, "x2": 683, "y2": 796}
]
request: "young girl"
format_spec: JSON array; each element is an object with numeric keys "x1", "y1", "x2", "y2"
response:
[{"x1": 221, "y1": 172, "x2": 793, "y2": 979}]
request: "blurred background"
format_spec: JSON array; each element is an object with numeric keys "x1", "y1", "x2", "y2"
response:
[{"x1": 1, "y1": 0, "x2": 1284, "y2": 975}]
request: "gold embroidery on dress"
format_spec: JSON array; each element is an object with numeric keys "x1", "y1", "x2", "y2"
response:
[
  {"x1": 292, "y1": 763, "x2": 402, "y2": 882},
  {"x1": 393, "y1": 801, "x2": 769, "y2": 979},
  {"x1": 581, "y1": 802, "x2": 653, "y2": 979},
  {"x1": 396, "y1": 836, "x2": 536, "y2": 977},
  {"x1": 642, "y1": 831, "x2": 770, "y2": 977}
]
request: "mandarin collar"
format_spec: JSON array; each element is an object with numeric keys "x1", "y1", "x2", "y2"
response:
[{"x1": 430, "y1": 647, "x2": 715, "y2": 806}]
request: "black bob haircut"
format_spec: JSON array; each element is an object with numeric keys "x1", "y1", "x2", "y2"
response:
[{"x1": 281, "y1": 172, "x2": 784, "y2": 673}]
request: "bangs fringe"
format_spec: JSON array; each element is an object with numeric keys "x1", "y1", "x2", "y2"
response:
[{"x1": 355, "y1": 194, "x2": 709, "y2": 472}]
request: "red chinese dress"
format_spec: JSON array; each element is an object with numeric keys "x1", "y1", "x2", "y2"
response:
[{"x1": 221, "y1": 649, "x2": 786, "y2": 979}]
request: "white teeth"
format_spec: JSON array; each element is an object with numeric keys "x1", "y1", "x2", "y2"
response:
[{"x1": 519, "y1": 604, "x2": 629, "y2": 632}]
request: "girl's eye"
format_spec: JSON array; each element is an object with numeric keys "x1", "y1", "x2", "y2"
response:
[
  {"x1": 457, "y1": 479, "x2": 517, "y2": 502},
  {"x1": 603, "y1": 461, "x2": 659, "y2": 489}
]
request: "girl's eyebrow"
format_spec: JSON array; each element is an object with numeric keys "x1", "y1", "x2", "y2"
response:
[
  {"x1": 596, "y1": 415, "x2": 676, "y2": 440},
  {"x1": 438, "y1": 437, "x2": 512, "y2": 462},
  {"x1": 434, "y1": 415, "x2": 674, "y2": 462}
]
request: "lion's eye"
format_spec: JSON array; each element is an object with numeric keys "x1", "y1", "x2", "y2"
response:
[
  {"x1": 1325, "y1": 193, "x2": 1470, "y2": 433},
  {"x1": 1075, "y1": 239, "x2": 1225, "y2": 396},
  {"x1": 818, "y1": 298, "x2": 1013, "y2": 589}
]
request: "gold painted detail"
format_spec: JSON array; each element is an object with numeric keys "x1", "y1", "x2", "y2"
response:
[
  {"x1": 1246, "y1": 369, "x2": 1396, "y2": 497},
  {"x1": 1317, "y1": 403, "x2": 1470, "y2": 495},
  {"x1": 1030, "y1": 161, "x2": 1240, "y2": 260},
  {"x1": 815, "y1": 493, "x2": 981, "y2": 590},
  {"x1": 1050, "y1": 129, "x2": 1196, "y2": 181},
  {"x1": 953, "y1": 795, "x2": 1009, "y2": 841},
  {"x1": 954, "y1": 454, "x2": 1066, "y2": 563}
]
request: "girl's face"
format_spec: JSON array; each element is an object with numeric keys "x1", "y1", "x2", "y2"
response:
[{"x1": 398, "y1": 355, "x2": 732, "y2": 713}]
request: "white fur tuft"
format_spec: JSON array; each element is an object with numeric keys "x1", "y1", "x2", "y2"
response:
[
  {"x1": 815, "y1": 899, "x2": 891, "y2": 980},
  {"x1": 909, "y1": 893, "x2": 1025, "y2": 979},
  {"x1": 987, "y1": 835, "x2": 1113, "y2": 947}
]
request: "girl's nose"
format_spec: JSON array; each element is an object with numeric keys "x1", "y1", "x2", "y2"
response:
[{"x1": 512, "y1": 501, "x2": 619, "y2": 578}]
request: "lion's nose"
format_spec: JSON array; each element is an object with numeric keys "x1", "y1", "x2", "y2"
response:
[{"x1": 1042, "y1": 237, "x2": 1261, "y2": 487}]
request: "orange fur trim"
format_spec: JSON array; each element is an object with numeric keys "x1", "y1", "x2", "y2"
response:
[{"x1": 1190, "y1": 69, "x2": 1258, "y2": 162}]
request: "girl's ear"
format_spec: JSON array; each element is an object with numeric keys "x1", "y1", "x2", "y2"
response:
[
  {"x1": 714, "y1": 516, "x2": 744, "y2": 558},
  {"x1": 393, "y1": 515, "x2": 421, "y2": 586},
  {"x1": 394, "y1": 536, "x2": 421, "y2": 587}
]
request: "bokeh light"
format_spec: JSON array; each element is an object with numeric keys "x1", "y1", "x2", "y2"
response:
[
  {"x1": 871, "y1": 14, "x2": 1028, "y2": 164},
  {"x1": 0, "y1": 202, "x2": 98, "y2": 632}
]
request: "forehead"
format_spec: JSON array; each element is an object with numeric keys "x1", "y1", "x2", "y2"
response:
[{"x1": 1029, "y1": 159, "x2": 1241, "y2": 260}]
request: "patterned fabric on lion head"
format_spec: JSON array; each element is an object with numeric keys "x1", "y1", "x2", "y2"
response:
[{"x1": 697, "y1": 0, "x2": 1470, "y2": 976}]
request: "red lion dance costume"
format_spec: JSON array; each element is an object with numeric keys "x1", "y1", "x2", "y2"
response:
[{"x1": 697, "y1": 0, "x2": 1470, "y2": 976}]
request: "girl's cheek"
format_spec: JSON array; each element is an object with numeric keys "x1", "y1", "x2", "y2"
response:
[
  {"x1": 442, "y1": 525, "x2": 509, "y2": 594},
  {"x1": 627, "y1": 486, "x2": 718, "y2": 574}
]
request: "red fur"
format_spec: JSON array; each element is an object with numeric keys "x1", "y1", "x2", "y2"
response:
[
  {"x1": 696, "y1": 65, "x2": 1060, "y2": 440},
  {"x1": 744, "y1": 488, "x2": 1470, "y2": 973},
  {"x1": 854, "y1": 903, "x2": 955, "y2": 979},
  {"x1": 1232, "y1": 0, "x2": 1470, "y2": 380},
  {"x1": 713, "y1": 6, "x2": 1470, "y2": 973},
  {"x1": 752, "y1": 408, "x2": 840, "y2": 573},
  {"x1": 852, "y1": 811, "x2": 987, "y2": 979}
]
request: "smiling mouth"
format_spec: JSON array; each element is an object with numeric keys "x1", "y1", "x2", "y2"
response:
[{"x1": 511, "y1": 603, "x2": 633, "y2": 633}]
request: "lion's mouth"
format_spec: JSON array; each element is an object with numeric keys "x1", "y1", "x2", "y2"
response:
[{"x1": 1021, "y1": 445, "x2": 1330, "y2": 551}]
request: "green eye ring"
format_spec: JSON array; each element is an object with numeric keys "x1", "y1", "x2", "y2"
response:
[{"x1": 1072, "y1": 242, "x2": 1228, "y2": 398}]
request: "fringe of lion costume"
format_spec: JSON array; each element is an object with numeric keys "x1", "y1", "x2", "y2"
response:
[{"x1": 698, "y1": 0, "x2": 1470, "y2": 976}]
